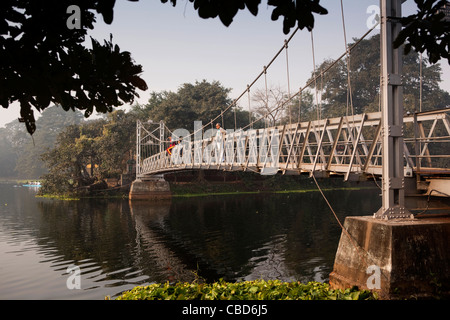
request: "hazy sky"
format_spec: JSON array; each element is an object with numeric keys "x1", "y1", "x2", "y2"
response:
[{"x1": 1, "y1": 0, "x2": 449, "y2": 128}]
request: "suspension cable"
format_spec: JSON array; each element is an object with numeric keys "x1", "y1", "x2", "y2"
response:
[
  {"x1": 285, "y1": 39, "x2": 292, "y2": 125},
  {"x1": 247, "y1": 85, "x2": 252, "y2": 129},
  {"x1": 311, "y1": 31, "x2": 321, "y2": 121},
  {"x1": 264, "y1": 65, "x2": 269, "y2": 127},
  {"x1": 340, "y1": 0, "x2": 354, "y2": 117},
  {"x1": 236, "y1": 23, "x2": 379, "y2": 133}
]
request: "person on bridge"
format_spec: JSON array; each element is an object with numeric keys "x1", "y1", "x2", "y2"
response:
[
  {"x1": 166, "y1": 137, "x2": 178, "y2": 155},
  {"x1": 215, "y1": 123, "x2": 226, "y2": 163}
]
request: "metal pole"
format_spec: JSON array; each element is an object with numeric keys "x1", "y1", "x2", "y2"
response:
[
  {"x1": 374, "y1": 0, "x2": 411, "y2": 219},
  {"x1": 160, "y1": 120, "x2": 165, "y2": 154},
  {"x1": 136, "y1": 120, "x2": 141, "y2": 179},
  {"x1": 419, "y1": 52, "x2": 423, "y2": 112}
]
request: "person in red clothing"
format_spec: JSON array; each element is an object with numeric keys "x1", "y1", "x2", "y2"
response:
[{"x1": 166, "y1": 137, "x2": 176, "y2": 155}]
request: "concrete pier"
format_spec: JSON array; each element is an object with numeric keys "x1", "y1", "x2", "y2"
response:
[
  {"x1": 329, "y1": 215, "x2": 450, "y2": 299},
  {"x1": 129, "y1": 178, "x2": 172, "y2": 200}
]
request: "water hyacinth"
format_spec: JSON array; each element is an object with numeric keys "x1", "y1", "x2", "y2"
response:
[{"x1": 114, "y1": 280, "x2": 378, "y2": 300}]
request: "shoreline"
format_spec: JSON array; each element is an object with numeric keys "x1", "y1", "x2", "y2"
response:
[
  {"x1": 34, "y1": 179, "x2": 379, "y2": 200},
  {"x1": 4, "y1": 171, "x2": 381, "y2": 200}
]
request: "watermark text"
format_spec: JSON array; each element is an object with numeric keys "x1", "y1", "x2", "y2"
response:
[
  {"x1": 66, "y1": 265, "x2": 81, "y2": 290},
  {"x1": 66, "y1": 5, "x2": 81, "y2": 30}
]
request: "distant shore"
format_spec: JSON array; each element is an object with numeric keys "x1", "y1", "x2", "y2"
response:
[{"x1": 24, "y1": 171, "x2": 379, "y2": 200}]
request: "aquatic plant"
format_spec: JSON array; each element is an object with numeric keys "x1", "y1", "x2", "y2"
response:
[{"x1": 114, "y1": 279, "x2": 378, "y2": 300}]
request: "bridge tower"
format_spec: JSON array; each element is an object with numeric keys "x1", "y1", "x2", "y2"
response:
[
  {"x1": 130, "y1": 120, "x2": 171, "y2": 200},
  {"x1": 330, "y1": 0, "x2": 450, "y2": 299},
  {"x1": 375, "y1": 0, "x2": 411, "y2": 219}
]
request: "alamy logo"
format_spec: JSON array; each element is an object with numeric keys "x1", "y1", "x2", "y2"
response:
[
  {"x1": 366, "y1": 265, "x2": 381, "y2": 289},
  {"x1": 366, "y1": 5, "x2": 381, "y2": 30},
  {"x1": 66, "y1": 5, "x2": 81, "y2": 30},
  {"x1": 66, "y1": 265, "x2": 81, "y2": 290}
]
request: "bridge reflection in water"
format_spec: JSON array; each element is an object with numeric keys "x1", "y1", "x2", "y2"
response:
[{"x1": 128, "y1": 188, "x2": 383, "y2": 284}]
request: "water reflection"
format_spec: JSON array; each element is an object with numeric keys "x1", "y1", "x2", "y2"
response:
[
  {"x1": 0, "y1": 183, "x2": 382, "y2": 299},
  {"x1": 158, "y1": 191, "x2": 376, "y2": 284},
  {"x1": 130, "y1": 200, "x2": 197, "y2": 283}
]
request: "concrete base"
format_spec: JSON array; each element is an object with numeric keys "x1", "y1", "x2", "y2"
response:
[
  {"x1": 329, "y1": 215, "x2": 450, "y2": 299},
  {"x1": 129, "y1": 179, "x2": 172, "y2": 200}
]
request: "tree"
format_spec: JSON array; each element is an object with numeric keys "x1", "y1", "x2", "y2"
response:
[
  {"x1": 307, "y1": 34, "x2": 450, "y2": 119},
  {"x1": 0, "y1": 127, "x2": 18, "y2": 178},
  {"x1": 162, "y1": 0, "x2": 327, "y2": 33},
  {"x1": 395, "y1": 0, "x2": 450, "y2": 64},
  {"x1": 14, "y1": 106, "x2": 85, "y2": 178},
  {"x1": 402, "y1": 50, "x2": 450, "y2": 112},
  {"x1": 1, "y1": 0, "x2": 147, "y2": 135},
  {"x1": 251, "y1": 85, "x2": 289, "y2": 127},
  {"x1": 282, "y1": 90, "x2": 316, "y2": 123},
  {"x1": 0, "y1": 105, "x2": 84, "y2": 179},
  {"x1": 40, "y1": 124, "x2": 89, "y2": 194},
  {"x1": 96, "y1": 110, "x2": 138, "y2": 179},
  {"x1": 40, "y1": 109, "x2": 138, "y2": 194},
  {"x1": 134, "y1": 80, "x2": 251, "y2": 132},
  {"x1": 40, "y1": 118, "x2": 109, "y2": 194}
]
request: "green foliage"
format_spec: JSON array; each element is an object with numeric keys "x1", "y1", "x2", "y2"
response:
[
  {"x1": 308, "y1": 34, "x2": 450, "y2": 119},
  {"x1": 0, "y1": 0, "x2": 147, "y2": 135},
  {"x1": 162, "y1": 0, "x2": 328, "y2": 33},
  {"x1": 115, "y1": 279, "x2": 378, "y2": 300},
  {"x1": 133, "y1": 80, "x2": 251, "y2": 131},
  {"x1": 39, "y1": 110, "x2": 138, "y2": 195},
  {"x1": 283, "y1": 91, "x2": 316, "y2": 123},
  {"x1": 395, "y1": 0, "x2": 450, "y2": 64}
]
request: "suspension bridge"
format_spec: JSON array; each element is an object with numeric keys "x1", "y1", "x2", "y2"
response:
[
  {"x1": 129, "y1": 0, "x2": 450, "y2": 299},
  {"x1": 136, "y1": 108, "x2": 450, "y2": 191},
  {"x1": 133, "y1": 1, "x2": 450, "y2": 210}
]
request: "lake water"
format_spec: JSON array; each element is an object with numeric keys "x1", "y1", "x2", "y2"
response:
[{"x1": 0, "y1": 182, "x2": 382, "y2": 300}]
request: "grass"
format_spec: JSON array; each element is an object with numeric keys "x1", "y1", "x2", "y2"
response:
[
  {"x1": 171, "y1": 186, "x2": 375, "y2": 198},
  {"x1": 35, "y1": 194, "x2": 80, "y2": 201}
]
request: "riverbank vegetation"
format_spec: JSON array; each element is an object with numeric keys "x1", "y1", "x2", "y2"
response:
[{"x1": 114, "y1": 279, "x2": 378, "y2": 300}]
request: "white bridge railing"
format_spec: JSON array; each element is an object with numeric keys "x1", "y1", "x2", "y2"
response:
[{"x1": 137, "y1": 109, "x2": 450, "y2": 180}]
